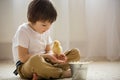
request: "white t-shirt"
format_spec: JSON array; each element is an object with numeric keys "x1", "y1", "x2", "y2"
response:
[{"x1": 12, "y1": 23, "x2": 52, "y2": 63}]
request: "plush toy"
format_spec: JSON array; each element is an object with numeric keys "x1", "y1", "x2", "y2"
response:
[{"x1": 52, "y1": 40, "x2": 63, "y2": 56}]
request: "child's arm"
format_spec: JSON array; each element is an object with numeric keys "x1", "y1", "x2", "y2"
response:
[
  {"x1": 18, "y1": 46, "x2": 39, "y2": 79},
  {"x1": 18, "y1": 46, "x2": 33, "y2": 63},
  {"x1": 45, "y1": 44, "x2": 52, "y2": 53}
]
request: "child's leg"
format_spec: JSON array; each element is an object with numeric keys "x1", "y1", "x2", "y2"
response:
[{"x1": 18, "y1": 55, "x2": 63, "y2": 79}]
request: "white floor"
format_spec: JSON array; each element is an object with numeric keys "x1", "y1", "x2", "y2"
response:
[{"x1": 0, "y1": 60, "x2": 120, "y2": 80}]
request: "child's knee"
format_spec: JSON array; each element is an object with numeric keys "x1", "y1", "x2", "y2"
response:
[
  {"x1": 66, "y1": 48, "x2": 80, "y2": 62},
  {"x1": 27, "y1": 55, "x2": 43, "y2": 66},
  {"x1": 15, "y1": 55, "x2": 40, "y2": 77},
  {"x1": 71, "y1": 48, "x2": 80, "y2": 54},
  {"x1": 20, "y1": 55, "x2": 46, "y2": 78},
  {"x1": 31, "y1": 54, "x2": 42, "y2": 60}
]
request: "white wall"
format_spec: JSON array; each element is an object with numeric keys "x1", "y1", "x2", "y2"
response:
[
  {"x1": 52, "y1": 0, "x2": 70, "y2": 51},
  {"x1": 0, "y1": 0, "x2": 14, "y2": 60},
  {"x1": 0, "y1": 0, "x2": 13, "y2": 43},
  {"x1": 0, "y1": 0, "x2": 31, "y2": 43},
  {"x1": 69, "y1": 0, "x2": 87, "y2": 53},
  {"x1": 0, "y1": 0, "x2": 31, "y2": 60}
]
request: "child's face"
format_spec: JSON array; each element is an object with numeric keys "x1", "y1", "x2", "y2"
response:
[{"x1": 32, "y1": 21, "x2": 51, "y2": 34}]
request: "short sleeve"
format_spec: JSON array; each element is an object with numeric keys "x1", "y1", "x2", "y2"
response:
[{"x1": 13, "y1": 29, "x2": 29, "y2": 48}]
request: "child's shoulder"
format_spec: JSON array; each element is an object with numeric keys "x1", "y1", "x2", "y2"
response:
[
  {"x1": 19, "y1": 23, "x2": 31, "y2": 30},
  {"x1": 19, "y1": 23, "x2": 28, "y2": 29},
  {"x1": 16, "y1": 23, "x2": 29, "y2": 33}
]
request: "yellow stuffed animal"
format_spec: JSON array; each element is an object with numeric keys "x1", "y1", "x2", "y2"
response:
[{"x1": 52, "y1": 40, "x2": 63, "y2": 56}]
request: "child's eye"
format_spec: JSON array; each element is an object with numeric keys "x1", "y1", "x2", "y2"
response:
[{"x1": 42, "y1": 25, "x2": 46, "y2": 27}]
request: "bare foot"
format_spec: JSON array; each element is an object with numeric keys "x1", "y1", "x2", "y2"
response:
[
  {"x1": 32, "y1": 73, "x2": 38, "y2": 80},
  {"x1": 62, "y1": 69, "x2": 72, "y2": 78}
]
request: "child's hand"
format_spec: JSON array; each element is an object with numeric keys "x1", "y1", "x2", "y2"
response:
[
  {"x1": 55, "y1": 53, "x2": 67, "y2": 62},
  {"x1": 45, "y1": 54, "x2": 65, "y2": 64}
]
